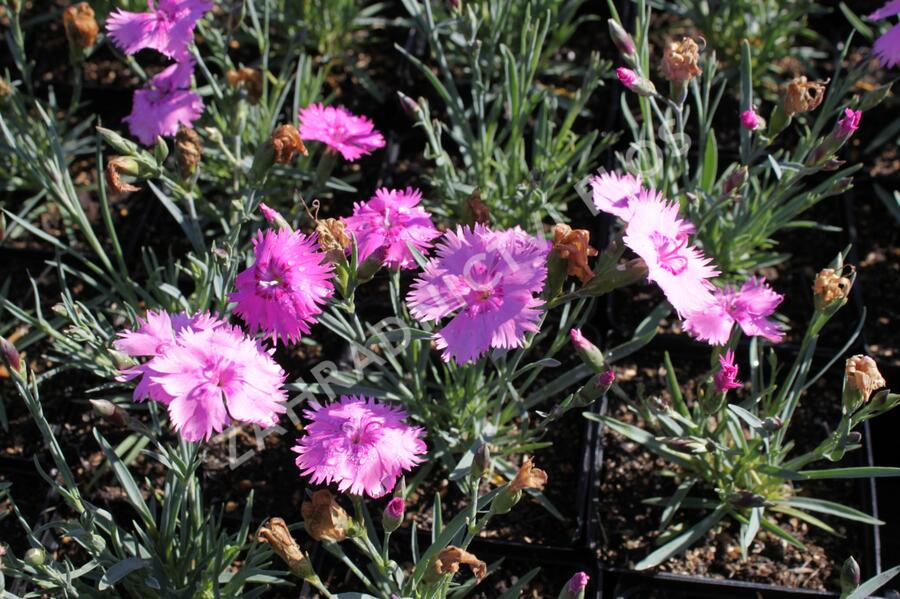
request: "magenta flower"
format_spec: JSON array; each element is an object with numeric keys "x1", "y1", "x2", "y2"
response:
[
  {"x1": 623, "y1": 192, "x2": 718, "y2": 316},
  {"x1": 298, "y1": 103, "x2": 385, "y2": 161},
  {"x1": 106, "y1": 0, "x2": 212, "y2": 60},
  {"x1": 343, "y1": 187, "x2": 440, "y2": 269},
  {"x1": 616, "y1": 67, "x2": 638, "y2": 89},
  {"x1": 741, "y1": 108, "x2": 762, "y2": 130},
  {"x1": 259, "y1": 203, "x2": 281, "y2": 225},
  {"x1": 590, "y1": 171, "x2": 644, "y2": 221},
  {"x1": 869, "y1": 0, "x2": 900, "y2": 68},
  {"x1": 714, "y1": 350, "x2": 742, "y2": 393},
  {"x1": 231, "y1": 228, "x2": 334, "y2": 344},
  {"x1": 124, "y1": 60, "x2": 203, "y2": 145},
  {"x1": 114, "y1": 309, "x2": 220, "y2": 404},
  {"x1": 836, "y1": 108, "x2": 862, "y2": 139},
  {"x1": 565, "y1": 572, "x2": 590, "y2": 597},
  {"x1": 293, "y1": 396, "x2": 427, "y2": 498},
  {"x1": 407, "y1": 225, "x2": 550, "y2": 365},
  {"x1": 150, "y1": 324, "x2": 287, "y2": 442},
  {"x1": 385, "y1": 497, "x2": 405, "y2": 520},
  {"x1": 683, "y1": 278, "x2": 784, "y2": 345}
]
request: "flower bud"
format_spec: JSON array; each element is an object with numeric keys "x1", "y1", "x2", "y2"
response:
[
  {"x1": 840, "y1": 557, "x2": 861, "y2": 593},
  {"x1": 807, "y1": 109, "x2": 862, "y2": 166},
  {"x1": 761, "y1": 416, "x2": 783, "y2": 432},
  {"x1": 225, "y1": 67, "x2": 263, "y2": 104},
  {"x1": 106, "y1": 156, "x2": 141, "y2": 193},
  {"x1": 551, "y1": 224, "x2": 598, "y2": 285},
  {"x1": 844, "y1": 355, "x2": 886, "y2": 406},
  {"x1": 397, "y1": 91, "x2": 421, "y2": 120},
  {"x1": 616, "y1": 67, "x2": 657, "y2": 97},
  {"x1": 577, "y1": 371, "x2": 614, "y2": 405},
  {"x1": 301, "y1": 490, "x2": 350, "y2": 542},
  {"x1": 563, "y1": 571, "x2": 590, "y2": 599},
  {"x1": 0, "y1": 336, "x2": 22, "y2": 374},
  {"x1": 492, "y1": 459, "x2": 547, "y2": 514},
  {"x1": 728, "y1": 491, "x2": 766, "y2": 508},
  {"x1": 174, "y1": 126, "x2": 202, "y2": 180},
  {"x1": 154, "y1": 137, "x2": 169, "y2": 165},
  {"x1": 259, "y1": 203, "x2": 291, "y2": 230},
  {"x1": 90, "y1": 399, "x2": 129, "y2": 427},
  {"x1": 97, "y1": 126, "x2": 141, "y2": 156},
  {"x1": 257, "y1": 517, "x2": 317, "y2": 581},
  {"x1": 426, "y1": 546, "x2": 486, "y2": 583},
  {"x1": 740, "y1": 108, "x2": 762, "y2": 131},
  {"x1": 63, "y1": 2, "x2": 98, "y2": 54},
  {"x1": 472, "y1": 443, "x2": 491, "y2": 480},
  {"x1": 570, "y1": 328, "x2": 606, "y2": 373},
  {"x1": 722, "y1": 165, "x2": 748, "y2": 195},
  {"x1": 356, "y1": 246, "x2": 386, "y2": 283},
  {"x1": 382, "y1": 497, "x2": 405, "y2": 533},
  {"x1": 24, "y1": 547, "x2": 46, "y2": 567},
  {"x1": 660, "y1": 37, "x2": 702, "y2": 84},
  {"x1": 607, "y1": 19, "x2": 635, "y2": 58}
]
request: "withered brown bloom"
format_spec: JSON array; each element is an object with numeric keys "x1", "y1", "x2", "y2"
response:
[
  {"x1": 300, "y1": 490, "x2": 349, "y2": 542},
  {"x1": 257, "y1": 517, "x2": 315, "y2": 579},
  {"x1": 465, "y1": 189, "x2": 491, "y2": 225},
  {"x1": 845, "y1": 355, "x2": 886, "y2": 403},
  {"x1": 271, "y1": 124, "x2": 307, "y2": 164},
  {"x1": 813, "y1": 266, "x2": 853, "y2": 305},
  {"x1": 316, "y1": 217, "x2": 351, "y2": 263},
  {"x1": 226, "y1": 67, "x2": 263, "y2": 104},
  {"x1": 509, "y1": 458, "x2": 548, "y2": 493},
  {"x1": 106, "y1": 156, "x2": 141, "y2": 193},
  {"x1": 432, "y1": 546, "x2": 487, "y2": 581},
  {"x1": 552, "y1": 223, "x2": 598, "y2": 285},
  {"x1": 660, "y1": 37, "x2": 702, "y2": 83},
  {"x1": 63, "y1": 2, "x2": 99, "y2": 51},
  {"x1": 783, "y1": 76, "x2": 827, "y2": 116},
  {"x1": 174, "y1": 127, "x2": 202, "y2": 179}
]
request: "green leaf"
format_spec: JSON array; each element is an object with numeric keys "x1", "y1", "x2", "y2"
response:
[
  {"x1": 98, "y1": 558, "x2": 151, "y2": 591},
  {"x1": 587, "y1": 415, "x2": 695, "y2": 470},
  {"x1": 496, "y1": 567, "x2": 539, "y2": 599},
  {"x1": 700, "y1": 129, "x2": 717, "y2": 192},
  {"x1": 839, "y1": 2, "x2": 874, "y2": 41},
  {"x1": 759, "y1": 515, "x2": 804, "y2": 549},
  {"x1": 635, "y1": 507, "x2": 727, "y2": 570},
  {"x1": 762, "y1": 465, "x2": 900, "y2": 480},
  {"x1": 845, "y1": 564, "x2": 900, "y2": 599},
  {"x1": 605, "y1": 302, "x2": 671, "y2": 363},
  {"x1": 659, "y1": 480, "x2": 695, "y2": 531},
  {"x1": 740, "y1": 507, "x2": 762, "y2": 557},
  {"x1": 779, "y1": 497, "x2": 883, "y2": 525}
]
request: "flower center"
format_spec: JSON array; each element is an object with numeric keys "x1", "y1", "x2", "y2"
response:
[
  {"x1": 257, "y1": 262, "x2": 288, "y2": 298},
  {"x1": 203, "y1": 358, "x2": 237, "y2": 390},
  {"x1": 341, "y1": 419, "x2": 382, "y2": 445},
  {"x1": 651, "y1": 231, "x2": 689, "y2": 275}
]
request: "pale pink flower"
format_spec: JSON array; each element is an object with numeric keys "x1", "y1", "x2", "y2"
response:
[
  {"x1": 590, "y1": 172, "x2": 644, "y2": 221},
  {"x1": 836, "y1": 108, "x2": 862, "y2": 139},
  {"x1": 106, "y1": 0, "x2": 212, "y2": 59},
  {"x1": 623, "y1": 192, "x2": 718, "y2": 315},
  {"x1": 124, "y1": 60, "x2": 203, "y2": 145},
  {"x1": 683, "y1": 277, "x2": 784, "y2": 345},
  {"x1": 150, "y1": 325, "x2": 287, "y2": 442},
  {"x1": 293, "y1": 396, "x2": 427, "y2": 498},
  {"x1": 298, "y1": 103, "x2": 385, "y2": 161},
  {"x1": 616, "y1": 67, "x2": 638, "y2": 89},
  {"x1": 714, "y1": 350, "x2": 742, "y2": 392},
  {"x1": 869, "y1": 0, "x2": 900, "y2": 68},
  {"x1": 231, "y1": 229, "x2": 334, "y2": 344},
  {"x1": 407, "y1": 225, "x2": 550, "y2": 365},
  {"x1": 343, "y1": 187, "x2": 440, "y2": 269},
  {"x1": 741, "y1": 108, "x2": 761, "y2": 130},
  {"x1": 114, "y1": 309, "x2": 220, "y2": 404}
]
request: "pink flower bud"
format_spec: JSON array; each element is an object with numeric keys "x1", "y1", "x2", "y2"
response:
[
  {"x1": 0, "y1": 336, "x2": 21, "y2": 373},
  {"x1": 565, "y1": 571, "x2": 590, "y2": 597},
  {"x1": 836, "y1": 108, "x2": 861, "y2": 139},
  {"x1": 740, "y1": 108, "x2": 761, "y2": 130},
  {"x1": 382, "y1": 496, "x2": 405, "y2": 533},
  {"x1": 599, "y1": 369, "x2": 615, "y2": 386},
  {"x1": 714, "y1": 350, "x2": 742, "y2": 393},
  {"x1": 616, "y1": 67, "x2": 638, "y2": 89}
]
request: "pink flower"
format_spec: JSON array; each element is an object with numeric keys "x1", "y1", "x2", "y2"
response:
[
  {"x1": 407, "y1": 225, "x2": 550, "y2": 365},
  {"x1": 343, "y1": 187, "x2": 440, "y2": 269},
  {"x1": 259, "y1": 203, "x2": 281, "y2": 225},
  {"x1": 623, "y1": 191, "x2": 718, "y2": 316},
  {"x1": 114, "y1": 309, "x2": 220, "y2": 403},
  {"x1": 124, "y1": 60, "x2": 203, "y2": 145},
  {"x1": 565, "y1": 572, "x2": 590, "y2": 597},
  {"x1": 590, "y1": 171, "x2": 644, "y2": 221},
  {"x1": 836, "y1": 108, "x2": 862, "y2": 139},
  {"x1": 683, "y1": 277, "x2": 784, "y2": 345},
  {"x1": 292, "y1": 396, "x2": 427, "y2": 498},
  {"x1": 298, "y1": 103, "x2": 385, "y2": 161},
  {"x1": 869, "y1": 0, "x2": 900, "y2": 68},
  {"x1": 231, "y1": 228, "x2": 334, "y2": 344},
  {"x1": 569, "y1": 328, "x2": 590, "y2": 351},
  {"x1": 714, "y1": 350, "x2": 742, "y2": 392},
  {"x1": 616, "y1": 67, "x2": 638, "y2": 89},
  {"x1": 149, "y1": 324, "x2": 287, "y2": 442},
  {"x1": 106, "y1": 0, "x2": 212, "y2": 59},
  {"x1": 385, "y1": 497, "x2": 405, "y2": 520},
  {"x1": 741, "y1": 108, "x2": 761, "y2": 130},
  {"x1": 599, "y1": 369, "x2": 616, "y2": 386}
]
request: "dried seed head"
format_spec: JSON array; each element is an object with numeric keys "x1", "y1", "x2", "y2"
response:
[
  {"x1": 845, "y1": 355, "x2": 886, "y2": 404},
  {"x1": 106, "y1": 156, "x2": 141, "y2": 193},
  {"x1": 782, "y1": 76, "x2": 827, "y2": 116},
  {"x1": 300, "y1": 490, "x2": 350, "y2": 542},
  {"x1": 257, "y1": 517, "x2": 316, "y2": 580},
  {"x1": 63, "y1": 2, "x2": 98, "y2": 51},
  {"x1": 552, "y1": 223, "x2": 598, "y2": 285},
  {"x1": 271, "y1": 124, "x2": 307, "y2": 164},
  {"x1": 660, "y1": 37, "x2": 703, "y2": 83},
  {"x1": 226, "y1": 67, "x2": 263, "y2": 104},
  {"x1": 431, "y1": 546, "x2": 487, "y2": 581},
  {"x1": 174, "y1": 127, "x2": 202, "y2": 179}
]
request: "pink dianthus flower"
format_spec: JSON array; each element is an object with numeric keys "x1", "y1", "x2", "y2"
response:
[
  {"x1": 683, "y1": 277, "x2": 784, "y2": 345},
  {"x1": 293, "y1": 396, "x2": 427, "y2": 498},
  {"x1": 590, "y1": 172, "x2": 644, "y2": 221},
  {"x1": 714, "y1": 350, "x2": 742, "y2": 393},
  {"x1": 623, "y1": 191, "x2": 718, "y2": 316},
  {"x1": 124, "y1": 60, "x2": 203, "y2": 145},
  {"x1": 836, "y1": 108, "x2": 862, "y2": 139},
  {"x1": 231, "y1": 228, "x2": 334, "y2": 344},
  {"x1": 869, "y1": 0, "x2": 900, "y2": 68},
  {"x1": 343, "y1": 187, "x2": 440, "y2": 269},
  {"x1": 106, "y1": 0, "x2": 212, "y2": 60},
  {"x1": 298, "y1": 103, "x2": 385, "y2": 161},
  {"x1": 407, "y1": 225, "x2": 550, "y2": 365}
]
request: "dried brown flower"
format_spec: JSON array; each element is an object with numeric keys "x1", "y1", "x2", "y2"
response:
[
  {"x1": 271, "y1": 124, "x2": 307, "y2": 164},
  {"x1": 106, "y1": 156, "x2": 140, "y2": 193},
  {"x1": 845, "y1": 355, "x2": 886, "y2": 403},
  {"x1": 226, "y1": 67, "x2": 263, "y2": 104},
  {"x1": 257, "y1": 517, "x2": 315, "y2": 579},
  {"x1": 783, "y1": 76, "x2": 827, "y2": 116},
  {"x1": 813, "y1": 266, "x2": 853, "y2": 305},
  {"x1": 552, "y1": 224, "x2": 598, "y2": 285},
  {"x1": 432, "y1": 546, "x2": 487, "y2": 581},
  {"x1": 660, "y1": 37, "x2": 702, "y2": 83},
  {"x1": 466, "y1": 189, "x2": 491, "y2": 225},
  {"x1": 174, "y1": 127, "x2": 202, "y2": 179},
  {"x1": 0, "y1": 78, "x2": 12, "y2": 99},
  {"x1": 300, "y1": 490, "x2": 349, "y2": 542},
  {"x1": 509, "y1": 458, "x2": 548, "y2": 493},
  {"x1": 63, "y1": 2, "x2": 98, "y2": 51}
]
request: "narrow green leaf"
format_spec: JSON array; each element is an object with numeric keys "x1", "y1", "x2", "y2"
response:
[
  {"x1": 845, "y1": 565, "x2": 900, "y2": 599},
  {"x1": 780, "y1": 497, "x2": 883, "y2": 525},
  {"x1": 635, "y1": 507, "x2": 727, "y2": 570}
]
